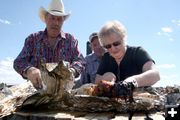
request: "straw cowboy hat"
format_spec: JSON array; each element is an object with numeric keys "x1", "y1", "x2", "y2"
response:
[{"x1": 39, "y1": 0, "x2": 70, "y2": 22}]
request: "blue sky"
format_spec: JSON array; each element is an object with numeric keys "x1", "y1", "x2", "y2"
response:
[{"x1": 0, "y1": 0, "x2": 180, "y2": 86}]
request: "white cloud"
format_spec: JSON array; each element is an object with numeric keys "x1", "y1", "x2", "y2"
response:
[
  {"x1": 157, "y1": 26, "x2": 174, "y2": 42},
  {"x1": 157, "y1": 19, "x2": 180, "y2": 42},
  {"x1": 171, "y1": 19, "x2": 180, "y2": 26},
  {"x1": 0, "y1": 18, "x2": 11, "y2": 25},
  {"x1": 169, "y1": 38, "x2": 174, "y2": 41},
  {"x1": 157, "y1": 64, "x2": 176, "y2": 69},
  {"x1": 161, "y1": 27, "x2": 173, "y2": 33},
  {"x1": 155, "y1": 63, "x2": 180, "y2": 86},
  {"x1": 157, "y1": 32, "x2": 161, "y2": 36},
  {"x1": 160, "y1": 74, "x2": 179, "y2": 80},
  {"x1": 0, "y1": 58, "x2": 25, "y2": 85},
  {"x1": 154, "y1": 74, "x2": 180, "y2": 87}
]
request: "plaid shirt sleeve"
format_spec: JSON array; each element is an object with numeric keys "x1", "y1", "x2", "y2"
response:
[{"x1": 13, "y1": 34, "x2": 35, "y2": 77}]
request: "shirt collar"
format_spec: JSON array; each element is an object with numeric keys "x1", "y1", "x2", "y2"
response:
[
  {"x1": 43, "y1": 28, "x2": 66, "y2": 40},
  {"x1": 89, "y1": 53, "x2": 101, "y2": 62}
]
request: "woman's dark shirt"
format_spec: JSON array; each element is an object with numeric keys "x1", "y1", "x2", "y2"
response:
[{"x1": 96, "y1": 46, "x2": 154, "y2": 82}]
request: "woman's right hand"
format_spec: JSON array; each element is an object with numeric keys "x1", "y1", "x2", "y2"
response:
[{"x1": 95, "y1": 72, "x2": 116, "y2": 84}]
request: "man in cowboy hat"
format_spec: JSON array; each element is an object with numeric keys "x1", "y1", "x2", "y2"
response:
[{"x1": 13, "y1": 0, "x2": 85, "y2": 89}]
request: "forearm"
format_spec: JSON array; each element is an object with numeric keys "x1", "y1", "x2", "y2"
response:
[
  {"x1": 13, "y1": 57, "x2": 33, "y2": 78},
  {"x1": 133, "y1": 69, "x2": 160, "y2": 87},
  {"x1": 71, "y1": 54, "x2": 85, "y2": 77},
  {"x1": 13, "y1": 36, "x2": 34, "y2": 77},
  {"x1": 22, "y1": 67, "x2": 37, "y2": 79}
]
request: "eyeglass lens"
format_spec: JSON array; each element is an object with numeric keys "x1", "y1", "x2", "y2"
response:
[{"x1": 104, "y1": 41, "x2": 121, "y2": 49}]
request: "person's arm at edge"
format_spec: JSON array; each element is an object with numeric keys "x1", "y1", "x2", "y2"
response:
[
  {"x1": 124, "y1": 61, "x2": 160, "y2": 87},
  {"x1": 13, "y1": 35, "x2": 35, "y2": 79}
]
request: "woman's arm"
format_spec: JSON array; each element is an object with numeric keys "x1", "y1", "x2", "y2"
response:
[{"x1": 124, "y1": 61, "x2": 160, "y2": 87}]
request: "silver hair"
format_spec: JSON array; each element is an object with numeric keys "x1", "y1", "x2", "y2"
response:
[{"x1": 98, "y1": 20, "x2": 127, "y2": 46}]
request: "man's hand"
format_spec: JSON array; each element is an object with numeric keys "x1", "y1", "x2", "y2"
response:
[{"x1": 26, "y1": 67, "x2": 42, "y2": 89}]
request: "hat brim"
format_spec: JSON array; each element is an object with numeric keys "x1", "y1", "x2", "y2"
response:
[
  {"x1": 39, "y1": 6, "x2": 70, "y2": 22},
  {"x1": 89, "y1": 33, "x2": 98, "y2": 42}
]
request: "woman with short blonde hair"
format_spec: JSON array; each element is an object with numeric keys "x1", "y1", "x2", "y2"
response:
[{"x1": 95, "y1": 20, "x2": 160, "y2": 89}]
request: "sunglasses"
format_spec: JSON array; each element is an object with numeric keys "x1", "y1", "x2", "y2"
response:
[{"x1": 103, "y1": 41, "x2": 121, "y2": 49}]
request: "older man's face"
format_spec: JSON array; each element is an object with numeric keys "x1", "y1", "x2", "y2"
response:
[
  {"x1": 45, "y1": 13, "x2": 64, "y2": 38},
  {"x1": 91, "y1": 37, "x2": 105, "y2": 57}
]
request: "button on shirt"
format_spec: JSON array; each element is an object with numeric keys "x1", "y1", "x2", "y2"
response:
[
  {"x1": 13, "y1": 29, "x2": 85, "y2": 77},
  {"x1": 80, "y1": 53, "x2": 101, "y2": 84}
]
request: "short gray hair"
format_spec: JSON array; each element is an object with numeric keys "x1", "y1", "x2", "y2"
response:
[{"x1": 98, "y1": 20, "x2": 127, "y2": 46}]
